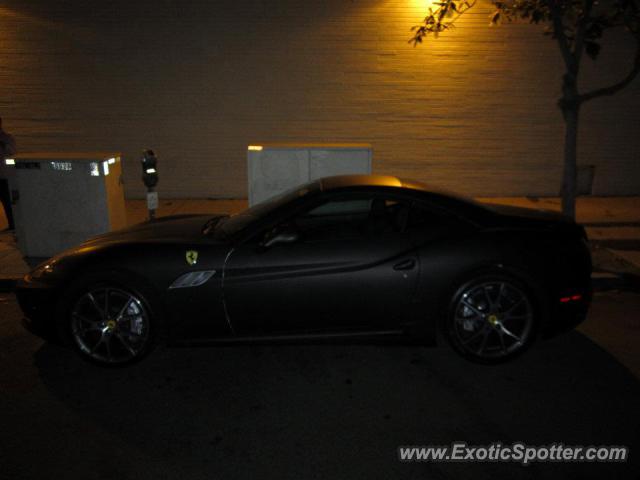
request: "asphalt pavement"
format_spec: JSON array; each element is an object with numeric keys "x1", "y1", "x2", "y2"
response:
[{"x1": 0, "y1": 290, "x2": 638, "y2": 480}]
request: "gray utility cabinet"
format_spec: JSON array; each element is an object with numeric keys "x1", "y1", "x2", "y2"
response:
[
  {"x1": 247, "y1": 143, "x2": 372, "y2": 206},
  {"x1": 8, "y1": 152, "x2": 126, "y2": 258}
]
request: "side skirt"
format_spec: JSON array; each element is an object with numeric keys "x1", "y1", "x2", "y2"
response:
[{"x1": 170, "y1": 329, "x2": 415, "y2": 347}]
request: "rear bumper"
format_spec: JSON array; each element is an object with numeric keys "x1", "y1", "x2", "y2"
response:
[
  {"x1": 539, "y1": 232, "x2": 592, "y2": 337},
  {"x1": 15, "y1": 276, "x2": 60, "y2": 341}
]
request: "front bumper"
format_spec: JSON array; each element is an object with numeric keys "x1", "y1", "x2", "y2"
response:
[{"x1": 15, "y1": 276, "x2": 60, "y2": 341}]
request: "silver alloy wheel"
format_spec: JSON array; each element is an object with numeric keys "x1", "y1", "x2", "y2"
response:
[
  {"x1": 70, "y1": 287, "x2": 150, "y2": 364},
  {"x1": 452, "y1": 281, "x2": 534, "y2": 359}
]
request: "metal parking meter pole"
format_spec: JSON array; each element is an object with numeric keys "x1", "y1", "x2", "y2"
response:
[
  {"x1": 147, "y1": 185, "x2": 157, "y2": 220},
  {"x1": 141, "y1": 149, "x2": 159, "y2": 221}
]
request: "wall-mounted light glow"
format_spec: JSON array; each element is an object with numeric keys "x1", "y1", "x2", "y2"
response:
[
  {"x1": 102, "y1": 161, "x2": 110, "y2": 175},
  {"x1": 89, "y1": 162, "x2": 99, "y2": 176},
  {"x1": 5, "y1": 159, "x2": 15, "y2": 165},
  {"x1": 411, "y1": 0, "x2": 440, "y2": 10},
  {"x1": 146, "y1": 167, "x2": 156, "y2": 174},
  {"x1": 107, "y1": 157, "x2": 116, "y2": 164},
  {"x1": 248, "y1": 145, "x2": 263, "y2": 151}
]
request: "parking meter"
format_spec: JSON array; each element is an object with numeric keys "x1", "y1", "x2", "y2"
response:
[
  {"x1": 141, "y1": 149, "x2": 158, "y2": 188},
  {"x1": 141, "y1": 149, "x2": 158, "y2": 220}
]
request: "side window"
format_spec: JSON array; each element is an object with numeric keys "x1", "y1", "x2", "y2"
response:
[
  {"x1": 295, "y1": 197, "x2": 372, "y2": 240},
  {"x1": 405, "y1": 202, "x2": 453, "y2": 231},
  {"x1": 292, "y1": 194, "x2": 424, "y2": 240},
  {"x1": 305, "y1": 199, "x2": 372, "y2": 217},
  {"x1": 258, "y1": 195, "x2": 454, "y2": 245}
]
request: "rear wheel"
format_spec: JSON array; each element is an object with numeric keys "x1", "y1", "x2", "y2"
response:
[
  {"x1": 62, "y1": 278, "x2": 158, "y2": 366},
  {"x1": 445, "y1": 275, "x2": 537, "y2": 363}
]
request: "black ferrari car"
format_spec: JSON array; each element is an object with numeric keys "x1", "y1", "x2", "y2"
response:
[{"x1": 16, "y1": 175, "x2": 592, "y2": 366}]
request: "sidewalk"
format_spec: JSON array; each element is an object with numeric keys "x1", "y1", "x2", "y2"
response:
[{"x1": 1, "y1": 196, "x2": 639, "y2": 288}]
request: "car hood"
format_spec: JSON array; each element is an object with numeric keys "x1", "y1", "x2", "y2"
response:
[
  {"x1": 81, "y1": 214, "x2": 227, "y2": 247},
  {"x1": 28, "y1": 214, "x2": 230, "y2": 280}
]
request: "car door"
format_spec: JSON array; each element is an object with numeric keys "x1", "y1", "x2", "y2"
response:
[{"x1": 222, "y1": 191, "x2": 421, "y2": 335}]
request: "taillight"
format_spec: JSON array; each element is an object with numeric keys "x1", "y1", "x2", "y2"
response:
[{"x1": 560, "y1": 294, "x2": 583, "y2": 303}]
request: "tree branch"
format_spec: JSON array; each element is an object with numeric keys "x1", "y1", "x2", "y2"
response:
[
  {"x1": 579, "y1": 37, "x2": 640, "y2": 102},
  {"x1": 547, "y1": 0, "x2": 576, "y2": 72},
  {"x1": 573, "y1": 0, "x2": 595, "y2": 63},
  {"x1": 409, "y1": 0, "x2": 476, "y2": 45}
]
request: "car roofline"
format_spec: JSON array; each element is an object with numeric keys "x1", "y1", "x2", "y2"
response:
[
  {"x1": 319, "y1": 175, "x2": 408, "y2": 191},
  {"x1": 316, "y1": 174, "x2": 490, "y2": 224}
]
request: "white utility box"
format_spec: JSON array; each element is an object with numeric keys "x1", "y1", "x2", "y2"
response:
[
  {"x1": 7, "y1": 152, "x2": 127, "y2": 258},
  {"x1": 247, "y1": 143, "x2": 372, "y2": 206}
]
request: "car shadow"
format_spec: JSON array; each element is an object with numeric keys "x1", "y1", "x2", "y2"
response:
[{"x1": 32, "y1": 332, "x2": 639, "y2": 479}]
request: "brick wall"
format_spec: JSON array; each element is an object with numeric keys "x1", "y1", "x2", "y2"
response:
[{"x1": 1, "y1": 0, "x2": 639, "y2": 198}]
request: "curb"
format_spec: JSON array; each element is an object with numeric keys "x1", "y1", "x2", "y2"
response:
[
  {"x1": 590, "y1": 239, "x2": 640, "y2": 250},
  {"x1": 592, "y1": 271, "x2": 640, "y2": 293}
]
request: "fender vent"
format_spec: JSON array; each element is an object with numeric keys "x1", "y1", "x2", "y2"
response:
[{"x1": 169, "y1": 270, "x2": 216, "y2": 289}]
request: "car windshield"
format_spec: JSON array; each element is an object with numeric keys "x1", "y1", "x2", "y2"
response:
[{"x1": 213, "y1": 180, "x2": 320, "y2": 239}]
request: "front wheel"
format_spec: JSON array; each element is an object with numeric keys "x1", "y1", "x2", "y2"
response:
[
  {"x1": 445, "y1": 275, "x2": 538, "y2": 363},
  {"x1": 67, "y1": 284, "x2": 155, "y2": 366}
]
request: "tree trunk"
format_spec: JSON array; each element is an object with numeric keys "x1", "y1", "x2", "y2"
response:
[
  {"x1": 560, "y1": 72, "x2": 580, "y2": 220},
  {"x1": 561, "y1": 105, "x2": 579, "y2": 219}
]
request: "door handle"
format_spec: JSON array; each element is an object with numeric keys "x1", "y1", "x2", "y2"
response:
[{"x1": 393, "y1": 258, "x2": 416, "y2": 271}]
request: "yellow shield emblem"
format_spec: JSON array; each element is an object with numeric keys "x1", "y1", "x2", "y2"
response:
[{"x1": 185, "y1": 250, "x2": 198, "y2": 266}]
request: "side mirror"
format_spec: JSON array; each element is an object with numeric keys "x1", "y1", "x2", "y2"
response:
[{"x1": 261, "y1": 227, "x2": 300, "y2": 249}]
